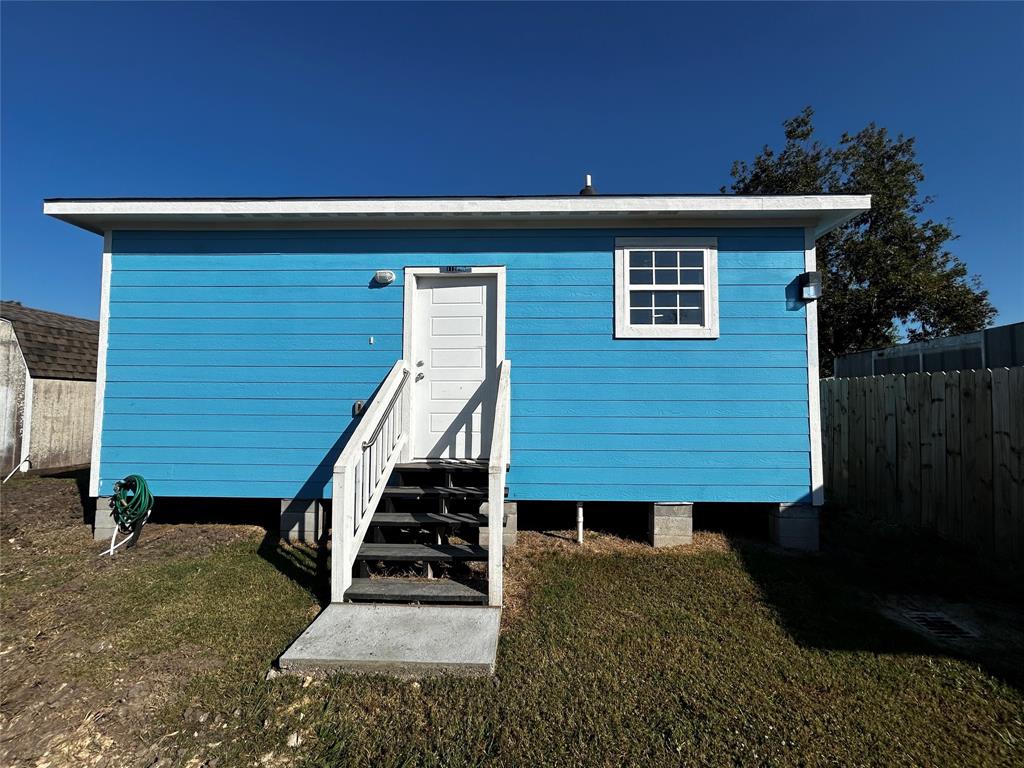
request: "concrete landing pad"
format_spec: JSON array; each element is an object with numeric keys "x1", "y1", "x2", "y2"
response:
[{"x1": 278, "y1": 603, "x2": 501, "y2": 677}]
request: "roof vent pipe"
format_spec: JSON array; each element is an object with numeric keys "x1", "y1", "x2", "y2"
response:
[{"x1": 579, "y1": 174, "x2": 597, "y2": 196}]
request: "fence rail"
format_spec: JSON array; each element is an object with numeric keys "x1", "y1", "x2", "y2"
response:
[{"x1": 820, "y1": 368, "x2": 1024, "y2": 565}]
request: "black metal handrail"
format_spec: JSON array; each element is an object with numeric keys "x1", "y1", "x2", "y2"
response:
[{"x1": 361, "y1": 367, "x2": 410, "y2": 449}]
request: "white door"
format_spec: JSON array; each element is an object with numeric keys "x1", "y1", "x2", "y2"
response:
[{"x1": 411, "y1": 274, "x2": 498, "y2": 460}]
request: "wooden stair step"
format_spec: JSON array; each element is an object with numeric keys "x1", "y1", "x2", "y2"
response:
[
  {"x1": 381, "y1": 485, "x2": 488, "y2": 499},
  {"x1": 371, "y1": 511, "x2": 487, "y2": 527},
  {"x1": 356, "y1": 543, "x2": 487, "y2": 562},
  {"x1": 393, "y1": 460, "x2": 487, "y2": 472},
  {"x1": 345, "y1": 577, "x2": 487, "y2": 604}
]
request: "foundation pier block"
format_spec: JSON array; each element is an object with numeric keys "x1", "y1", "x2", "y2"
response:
[
  {"x1": 479, "y1": 501, "x2": 517, "y2": 549},
  {"x1": 769, "y1": 504, "x2": 819, "y2": 551},
  {"x1": 649, "y1": 502, "x2": 693, "y2": 548},
  {"x1": 281, "y1": 499, "x2": 325, "y2": 545}
]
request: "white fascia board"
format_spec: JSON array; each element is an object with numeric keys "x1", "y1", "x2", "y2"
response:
[{"x1": 43, "y1": 195, "x2": 871, "y2": 235}]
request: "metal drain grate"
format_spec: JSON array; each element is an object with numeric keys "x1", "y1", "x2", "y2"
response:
[{"x1": 903, "y1": 611, "x2": 975, "y2": 640}]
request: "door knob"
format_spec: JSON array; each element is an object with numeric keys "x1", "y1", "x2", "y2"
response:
[{"x1": 415, "y1": 372, "x2": 425, "y2": 381}]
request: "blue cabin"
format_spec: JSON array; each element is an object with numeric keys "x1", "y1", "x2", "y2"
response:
[{"x1": 47, "y1": 192, "x2": 870, "y2": 616}]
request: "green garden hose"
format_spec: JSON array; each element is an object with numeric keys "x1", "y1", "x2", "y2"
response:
[{"x1": 103, "y1": 475, "x2": 154, "y2": 556}]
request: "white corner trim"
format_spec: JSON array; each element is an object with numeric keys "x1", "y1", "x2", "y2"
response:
[
  {"x1": 804, "y1": 228, "x2": 824, "y2": 506},
  {"x1": 89, "y1": 232, "x2": 112, "y2": 497},
  {"x1": 613, "y1": 237, "x2": 719, "y2": 339}
]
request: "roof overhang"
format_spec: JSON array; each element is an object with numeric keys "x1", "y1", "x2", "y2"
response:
[{"x1": 43, "y1": 194, "x2": 871, "y2": 238}]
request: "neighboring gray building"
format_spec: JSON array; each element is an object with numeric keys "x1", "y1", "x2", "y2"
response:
[
  {"x1": 1, "y1": 301, "x2": 99, "y2": 475},
  {"x1": 833, "y1": 321, "x2": 1024, "y2": 378}
]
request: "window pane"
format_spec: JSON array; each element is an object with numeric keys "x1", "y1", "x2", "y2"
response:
[
  {"x1": 679, "y1": 250, "x2": 703, "y2": 268},
  {"x1": 629, "y1": 251, "x2": 653, "y2": 268},
  {"x1": 630, "y1": 291, "x2": 654, "y2": 308},
  {"x1": 680, "y1": 308, "x2": 704, "y2": 325},
  {"x1": 680, "y1": 268, "x2": 703, "y2": 285},
  {"x1": 679, "y1": 291, "x2": 704, "y2": 309},
  {"x1": 630, "y1": 269, "x2": 653, "y2": 285},
  {"x1": 654, "y1": 291, "x2": 677, "y2": 307},
  {"x1": 630, "y1": 309, "x2": 653, "y2": 325},
  {"x1": 655, "y1": 269, "x2": 677, "y2": 285},
  {"x1": 654, "y1": 308, "x2": 678, "y2": 325},
  {"x1": 655, "y1": 251, "x2": 677, "y2": 267}
]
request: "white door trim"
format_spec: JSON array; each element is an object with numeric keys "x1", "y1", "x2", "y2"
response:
[{"x1": 402, "y1": 266, "x2": 506, "y2": 460}]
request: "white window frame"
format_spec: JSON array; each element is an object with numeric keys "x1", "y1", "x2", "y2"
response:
[{"x1": 614, "y1": 236, "x2": 719, "y2": 339}]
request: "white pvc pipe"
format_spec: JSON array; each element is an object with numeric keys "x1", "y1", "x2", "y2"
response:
[
  {"x1": 576, "y1": 501, "x2": 584, "y2": 544},
  {"x1": 2, "y1": 456, "x2": 30, "y2": 484}
]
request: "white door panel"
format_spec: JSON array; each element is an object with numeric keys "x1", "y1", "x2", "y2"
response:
[
  {"x1": 430, "y1": 348, "x2": 483, "y2": 368},
  {"x1": 431, "y1": 316, "x2": 483, "y2": 336},
  {"x1": 411, "y1": 274, "x2": 498, "y2": 460}
]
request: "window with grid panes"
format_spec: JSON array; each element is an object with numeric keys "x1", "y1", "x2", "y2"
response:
[{"x1": 614, "y1": 238, "x2": 719, "y2": 338}]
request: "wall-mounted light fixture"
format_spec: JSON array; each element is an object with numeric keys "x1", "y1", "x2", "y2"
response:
[
  {"x1": 374, "y1": 270, "x2": 396, "y2": 285},
  {"x1": 800, "y1": 271, "x2": 822, "y2": 301}
]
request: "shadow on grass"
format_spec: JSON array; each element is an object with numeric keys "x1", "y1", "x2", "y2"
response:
[
  {"x1": 729, "y1": 504, "x2": 1024, "y2": 691},
  {"x1": 257, "y1": 529, "x2": 330, "y2": 606}
]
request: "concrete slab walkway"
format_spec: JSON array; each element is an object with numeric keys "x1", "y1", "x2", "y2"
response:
[{"x1": 279, "y1": 603, "x2": 501, "y2": 677}]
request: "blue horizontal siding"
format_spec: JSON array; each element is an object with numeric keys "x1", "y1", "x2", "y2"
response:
[
  {"x1": 102, "y1": 446, "x2": 810, "y2": 469},
  {"x1": 512, "y1": 433, "x2": 810, "y2": 452},
  {"x1": 110, "y1": 299, "x2": 800, "y2": 319},
  {"x1": 107, "y1": 332, "x2": 804, "y2": 353},
  {"x1": 105, "y1": 430, "x2": 810, "y2": 453},
  {"x1": 105, "y1": 365, "x2": 806, "y2": 385},
  {"x1": 104, "y1": 398, "x2": 807, "y2": 419},
  {"x1": 103, "y1": 315, "x2": 806, "y2": 335},
  {"x1": 110, "y1": 284, "x2": 793, "y2": 304},
  {"x1": 109, "y1": 266, "x2": 797, "y2": 287},
  {"x1": 99, "y1": 461, "x2": 807, "y2": 487},
  {"x1": 99, "y1": 227, "x2": 812, "y2": 502},
  {"x1": 104, "y1": 381, "x2": 808, "y2": 400}
]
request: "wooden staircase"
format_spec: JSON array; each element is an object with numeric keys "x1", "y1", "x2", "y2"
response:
[
  {"x1": 345, "y1": 461, "x2": 503, "y2": 606},
  {"x1": 280, "y1": 359, "x2": 510, "y2": 676}
]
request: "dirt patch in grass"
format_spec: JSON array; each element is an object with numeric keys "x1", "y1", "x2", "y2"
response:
[{"x1": 1, "y1": 473, "x2": 316, "y2": 767}]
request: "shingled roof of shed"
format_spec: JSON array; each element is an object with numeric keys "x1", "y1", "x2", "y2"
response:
[{"x1": 0, "y1": 301, "x2": 99, "y2": 381}]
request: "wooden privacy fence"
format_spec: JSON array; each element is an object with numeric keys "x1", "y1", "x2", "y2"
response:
[{"x1": 820, "y1": 368, "x2": 1024, "y2": 565}]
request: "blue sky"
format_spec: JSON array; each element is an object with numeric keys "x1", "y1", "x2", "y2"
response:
[{"x1": 2, "y1": 1, "x2": 1022, "y2": 324}]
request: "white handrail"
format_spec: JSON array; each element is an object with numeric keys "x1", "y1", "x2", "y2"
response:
[
  {"x1": 331, "y1": 360, "x2": 410, "y2": 602},
  {"x1": 487, "y1": 360, "x2": 511, "y2": 607}
]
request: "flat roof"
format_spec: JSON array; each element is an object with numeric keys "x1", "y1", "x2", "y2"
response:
[{"x1": 43, "y1": 194, "x2": 871, "y2": 237}]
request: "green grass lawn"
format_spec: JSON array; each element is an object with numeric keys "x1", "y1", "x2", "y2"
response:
[{"x1": 2, "y1": 473, "x2": 1022, "y2": 767}]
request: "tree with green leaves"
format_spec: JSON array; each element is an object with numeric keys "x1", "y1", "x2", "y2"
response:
[{"x1": 726, "y1": 107, "x2": 996, "y2": 373}]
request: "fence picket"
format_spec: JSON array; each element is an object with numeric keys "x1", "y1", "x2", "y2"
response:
[
  {"x1": 882, "y1": 375, "x2": 899, "y2": 523},
  {"x1": 944, "y1": 372, "x2": 964, "y2": 545},
  {"x1": 837, "y1": 377, "x2": 850, "y2": 504},
  {"x1": 924, "y1": 374, "x2": 946, "y2": 531},
  {"x1": 992, "y1": 368, "x2": 1015, "y2": 563},
  {"x1": 965, "y1": 370, "x2": 995, "y2": 558},
  {"x1": 898, "y1": 375, "x2": 922, "y2": 528}
]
